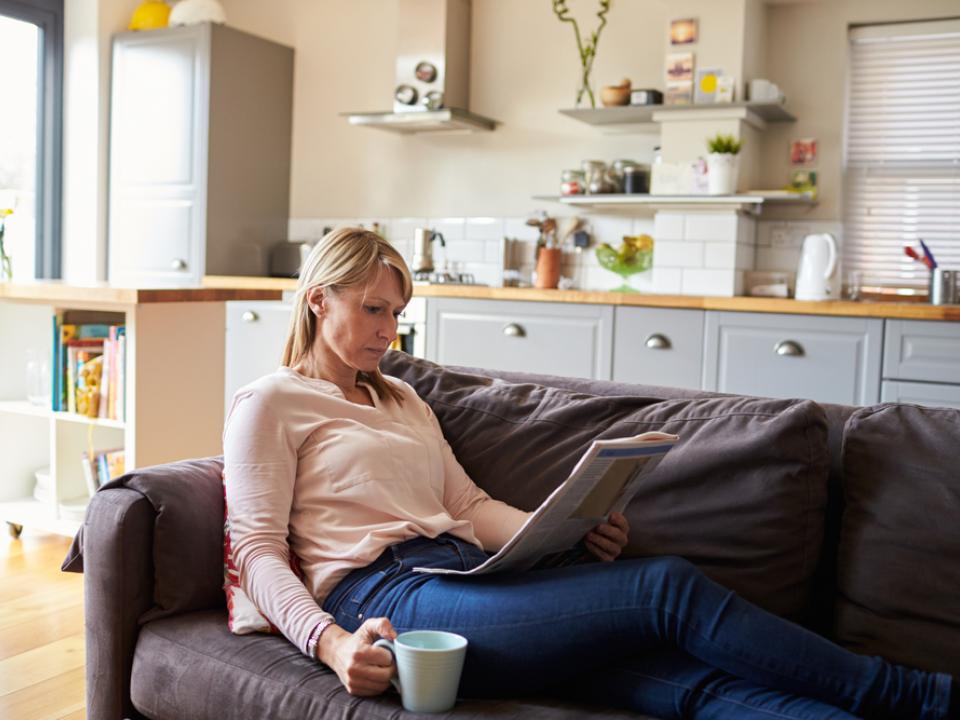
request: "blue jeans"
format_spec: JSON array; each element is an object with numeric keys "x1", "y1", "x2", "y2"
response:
[{"x1": 323, "y1": 535, "x2": 952, "y2": 720}]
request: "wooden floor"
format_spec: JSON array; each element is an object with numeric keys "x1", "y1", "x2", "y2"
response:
[{"x1": 0, "y1": 527, "x2": 86, "y2": 720}]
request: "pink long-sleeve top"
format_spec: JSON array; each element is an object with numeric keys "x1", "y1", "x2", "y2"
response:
[{"x1": 222, "y1": 367, "x2": 530, "y2": 656}]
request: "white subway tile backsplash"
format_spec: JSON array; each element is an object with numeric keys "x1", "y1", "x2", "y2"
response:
[
  {"x1": 589, "y1": 216, "x2": 634, "y2": 246},
  {"x1": 703, "y1": 242, "x2": 737, "y2": 269},
  {"x1": 681, "y1": 269, "x2": 743, "y2": 296},
  {"x1": 652, "y1": 267, "x2": 683, "y2": 294},
  {"x1": 465, "y1": 217, "x2": 504, "y2": 241},
  {"x1": 503, "y1": 217, "x2": 540, "y2": 242},
  {"x1": 737, "y1": 215, "x2": 757, "y2": 247},
  {"x1": 631, "y1": 217, "x2": 656, "y2": 236},
  {"x1": 430, "y1": 218, "x2": 465, "y2": 244},
  {"x1": 654, "y1": 212, "x2": 685, "y2": 240},
  {"x1": 684, "y1": 212, "x2": 738, "y2": 242},
  {"x1": 655, "y1": 240, "x2": 704, "y2": 268},
  {"x1": 736, "y1": 243, "x2": 756, "y2": 270}
]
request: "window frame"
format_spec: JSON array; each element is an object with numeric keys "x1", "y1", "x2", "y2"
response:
[{"x1": 0, "y1": 0, "x2": 63, "y2": 279}]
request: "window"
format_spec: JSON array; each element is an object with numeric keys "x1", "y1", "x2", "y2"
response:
[
  {"x1": 844, "y1": 19, "x2": 960, "y2": 289},
  {"x1": 0, "y1": 0, "x2": 63, "y2": 279}
]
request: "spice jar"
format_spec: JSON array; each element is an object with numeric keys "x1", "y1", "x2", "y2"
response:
[
  {"x1": 581, "y1": 160, "x2": 607, "y2": 194},
  {"x1": 560, "y1": 169, "x2": 585, "y2": 196},
  {"x1": 623, "y1": 164, "x2": 650, "y2": 194}
]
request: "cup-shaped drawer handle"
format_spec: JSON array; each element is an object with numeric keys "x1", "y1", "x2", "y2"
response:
[
  {"x1": 170, "y1": 258, "x2": 187, "y2": 270},
  {"x1": 644, "y1": 333, "x2": 672, "y2": 350},
  {"x1": 241, "y1": 310, "x2": 260, "y2": 323},
  {"x1": 774, "y1": 340, "x2": 804, "y2": 357},
  {"x1": 502, "y1": 323, "x2": 526, "y2": 338}
]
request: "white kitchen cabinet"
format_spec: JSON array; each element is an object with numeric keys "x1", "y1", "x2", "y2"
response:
[
  {"x1": 224, "y1": 297, "x2": 428, "y2": 414},
  {"x1": 224, "y1": 301, "x2": 292, "y2": 415},
  {"x1": 613, "y1": 307, "x2": 704, "y2": 389},
  {"x1": 880, "y1": 319, "x2": 960, "y2": 408},
  {"x1": 426, "y1": 298, "x2": 613, "y2": 379},
  {"x1": 703, "y1": 311, "x2": 883, "y2": 405},
  {"x1": 109, "y1": 23, "x2": 293, "y2": 287}
]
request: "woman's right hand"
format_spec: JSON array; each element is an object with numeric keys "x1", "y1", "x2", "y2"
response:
[{"x1": 317, "y1": 618, "x2": 397, "y2": 696}]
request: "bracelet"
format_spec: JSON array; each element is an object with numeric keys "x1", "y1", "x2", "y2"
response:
[{"x1": 307, "y1": 618, "x2": 335, "y2": 660}]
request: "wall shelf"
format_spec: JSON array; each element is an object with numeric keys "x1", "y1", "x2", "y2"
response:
[
  {"x1": 559, "y1": 101, "x2": 796, "y2": 128},
  {"x1": 532, "y1": 193, "x2": 817, "y2": 215}
]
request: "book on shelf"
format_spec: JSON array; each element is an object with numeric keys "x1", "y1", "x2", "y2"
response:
[
  {"x1": 51, "y1": 311, "x2": 126, "y2": 421},
  {"x1": 82, "y1": 448, "x2": 126, "y2": 496}
]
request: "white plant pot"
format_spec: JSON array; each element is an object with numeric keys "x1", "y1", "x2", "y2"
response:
[{"x1": 706, "y1": 153, "x2": 740, "y2": 195}]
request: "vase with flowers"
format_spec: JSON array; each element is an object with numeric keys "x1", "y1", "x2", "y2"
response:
[
  {"x1": 0, "y1": 208, "x2": 13, "y2": 281},
  {"x1": 552, "y1": 0, "x2": 612, "y2": 108}
]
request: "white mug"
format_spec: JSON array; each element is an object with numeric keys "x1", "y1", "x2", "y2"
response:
[{"x1": 374, "y1": 630, "x2": 468, "y2": 713}]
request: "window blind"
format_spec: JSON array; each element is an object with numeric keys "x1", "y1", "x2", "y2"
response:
[{"x1": 844, "y1": 19, "x2": 960, "y2": 288}]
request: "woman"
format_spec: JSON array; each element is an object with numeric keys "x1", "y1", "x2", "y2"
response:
[{"x1": 224, "y1": 227, "x2": 957, "y2": 719}]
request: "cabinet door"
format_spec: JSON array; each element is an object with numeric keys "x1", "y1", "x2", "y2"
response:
[
  {"x1": 703, "y1": 312, "x2": 883, "y2": 405},
  {"x1": 613, "y1": 307, "x2": 704, "y2": 389},
  {"x1": 109, "y1": 27, "x2": 209, "y2": 286},
  {"x1": 883, "y1": 320, "x2": 960, "y2": 384},
  {"x1": 224, "y1": 301, "x2": 291, "y2": 414},
  {"x1": 881, "y1": 381, "x2": 960, "y2": 410},
  {"x1": 427, "y1": 298, "x2": 613, "y2": 380}
]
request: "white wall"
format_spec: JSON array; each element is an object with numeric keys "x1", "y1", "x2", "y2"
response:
[{"x1": 60, "y1": 0, "x2": 959, "y2": 278}]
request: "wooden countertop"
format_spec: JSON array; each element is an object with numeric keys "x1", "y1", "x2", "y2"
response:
[
  {"x1": 203, "y1": 275, "x2": 960, "y2": 321},
  {"x1": 0, "y1": 280, "x2": 282, "y2": 306}
]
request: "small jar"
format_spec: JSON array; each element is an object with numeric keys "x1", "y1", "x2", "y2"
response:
[
  {"x1": 560, "y1": 169, "x2": 585, "y2": 196},
  {"x1": 581, "y1": 160, "x2": 607, "y2": 195},
  {"x1": 623, "y1": 164, "x2": 650, "y2": 194}
]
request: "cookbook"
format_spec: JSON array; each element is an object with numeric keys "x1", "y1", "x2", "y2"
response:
[{"x1": 414, "y1": 431, "x2": 679, "y2": 576}]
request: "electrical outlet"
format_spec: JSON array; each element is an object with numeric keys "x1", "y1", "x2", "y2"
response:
[{"x1": 770, "y1": 227, "x2": 790, "y2": 247}]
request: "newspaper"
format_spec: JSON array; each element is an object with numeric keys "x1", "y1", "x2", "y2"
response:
[{"x1": 414, "y1": 431, "x2": 678, "y2": 576}]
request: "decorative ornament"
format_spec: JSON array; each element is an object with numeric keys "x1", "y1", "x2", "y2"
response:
[
  {"x1": 168, "y1": 0, "x2": 227, "y2": 26},
  {"x1": 552, "y1": 0, "x2": 612, "y2": 108},
  {"x1": 128, "y1": 0, "x2": 171, "y2": 31}
]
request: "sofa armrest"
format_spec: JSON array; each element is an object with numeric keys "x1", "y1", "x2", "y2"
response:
[{"x1": 78, "y1": 487, "x2": 156, "y2": 720}]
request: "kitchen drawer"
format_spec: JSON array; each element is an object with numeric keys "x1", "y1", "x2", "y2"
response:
[
  {"x1": 881, "y1": 380, "x2": 960, "y2": 410},
  {"x1": 225, "y1": 301, "x2": 292, "y2": 414},
  {"x1": 426, "y1": 298, "x2": 613, "y2": 380},
  {"x1": 613, "y1": 307, "x2": 704, "y2": 390},
  {"x1": 703, "y1": 311, "x2": 883, "y2": 405},
  {"x1": 883, "y1": 320, "x2": 960, "y2": 384}
]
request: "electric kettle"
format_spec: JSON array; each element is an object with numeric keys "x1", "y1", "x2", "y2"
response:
[{"x1": 795, "y1": 233, "x2": 840, "y2": 301}]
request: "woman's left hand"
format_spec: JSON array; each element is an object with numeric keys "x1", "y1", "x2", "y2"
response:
[{"x1": 585, "y1": 512, "x2": 630, "y2": 562}]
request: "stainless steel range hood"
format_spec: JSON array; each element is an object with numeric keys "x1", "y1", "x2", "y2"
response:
[{"x1": 342, "y1": 0, "x2": 497, "y2": 134}]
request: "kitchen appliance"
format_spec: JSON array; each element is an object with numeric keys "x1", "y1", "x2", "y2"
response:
[
  {"x1": 342, "y1": 0, "x2": 496, "y2": 133},
  {"x1": 412, "y1": 228, "x2": 446, "y2": 275},
  {"x1": 269, "y1": 241, "x2": 312, "y2": 277},
  {"x1": 795, "y1": 233, "x2": 840, "y2": 301}
]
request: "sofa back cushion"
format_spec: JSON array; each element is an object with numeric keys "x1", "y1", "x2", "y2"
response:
[
  {"x1": 381, "y1": 353, "x2": 830, "y2": 621},
  {"x1": 837, "y1": 403, "x2": 960, "y2": 675}
]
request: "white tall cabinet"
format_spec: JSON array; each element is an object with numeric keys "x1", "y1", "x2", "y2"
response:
[{"x1": 108, "y1": 23, "x2": 293, "y2": 287}]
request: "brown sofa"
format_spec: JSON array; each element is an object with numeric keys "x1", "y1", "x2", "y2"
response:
[{"x1": 63, "y1": 351, "x2": 960, "y2": 719}]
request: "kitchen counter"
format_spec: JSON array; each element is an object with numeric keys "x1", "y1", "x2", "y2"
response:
[
  {"x1": 202, "y1": 276, "x2": 960, "y2": 321},
  {"x1": 1, "y1": 280, "x2": 282, "y2": 308}
]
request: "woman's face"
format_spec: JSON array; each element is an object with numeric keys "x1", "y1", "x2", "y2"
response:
[{"x1": 312, "y1": 266, "x2": 406, "y2": 376}]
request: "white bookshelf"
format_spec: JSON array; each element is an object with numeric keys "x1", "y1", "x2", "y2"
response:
[{"x1": 0, "y1": 284, "x2": 279, "y2": 537}]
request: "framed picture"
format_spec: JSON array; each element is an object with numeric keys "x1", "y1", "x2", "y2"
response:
[
  {"x1": 790, "y1": 138, "x2": 818, "y2": 166},
  {"x1": 665, "y1": 81, "x2": 693, "y2": 106},
  {"x1": 665, "y1": 52, "x2": 694, "y2": 83},
  {"x1": 670, "y1": 18, "x2": 698, "y2": 45},
  {"x1": 715, "y1": 75, "x2": 735, "y2": 103},
  {"x1": 694, "y1": 67, "x2": 722, "y2": 104}
]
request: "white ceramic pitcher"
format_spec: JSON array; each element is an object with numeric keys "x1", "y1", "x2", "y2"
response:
[{"x1": 795, "y1": 233, "x2": 840, "y2": 301}]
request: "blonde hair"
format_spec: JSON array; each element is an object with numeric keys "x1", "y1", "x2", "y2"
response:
[{"x1": 282, "y1": 226, "x2": 413, "y2": 405}]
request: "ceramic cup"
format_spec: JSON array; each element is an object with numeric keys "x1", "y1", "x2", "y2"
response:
[{"x1": 373, "y1": 631, "x2": 468, "y2": 713}]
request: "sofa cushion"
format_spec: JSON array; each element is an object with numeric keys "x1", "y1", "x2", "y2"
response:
[
  {"x1": 837, "y1": 403, "x2": 960, "y2": 675},
  {"x1": 380, "y1": 353, "x2": 830, "y2": 621},
  {"x1": 95, "y1": 457, "x2": 227, "y2": 622},
  {"x1": 133, "y1": 609, "x2": 646, "y2": 720}
]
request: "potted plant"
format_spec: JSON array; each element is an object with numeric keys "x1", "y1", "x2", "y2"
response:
[
  {"x1": 705, "y1": 133, "x2": 742, "y2": 195},
  {"x1": 552, "y1": 0, "x2": 612, "y2": 108}
]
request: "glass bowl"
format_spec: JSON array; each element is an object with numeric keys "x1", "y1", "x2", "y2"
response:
[{"x1": 595, "y1": 237, "x2": 653, "y2": 292}]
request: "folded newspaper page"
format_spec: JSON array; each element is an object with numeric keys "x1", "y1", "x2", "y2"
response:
[{"x1": 415, "y1": 431, "x2": 679, "y2": 576}]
